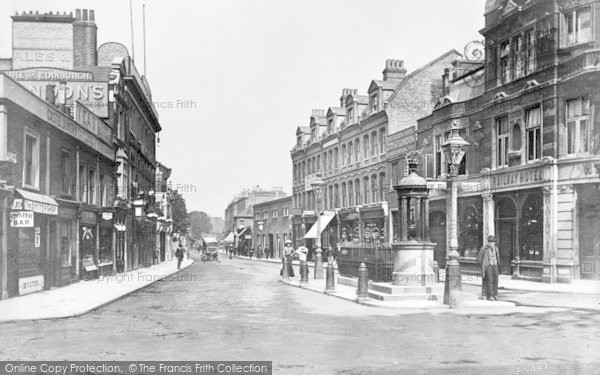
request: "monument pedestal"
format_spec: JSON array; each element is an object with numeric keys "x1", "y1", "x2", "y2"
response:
[{"x1": 392, "y1": 240, "x2": 437, "y2": 287}]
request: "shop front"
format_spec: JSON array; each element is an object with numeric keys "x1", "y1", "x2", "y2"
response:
[
  {"x1": 360, "y1": 207, "x2": 386, "y2": 247},
  {"x1": 577, "y1": 183, "x2": 600, "y2": 280},
  {"x1": 8, "y1": 189, "x2": 59, "y2": 297},
  {"x1": 98, "y1": 210, "x2": 115, "y2": 275},
  {"x1": 56, "y1": 199, "x2": 78, "y2": 286},
  {"x1": 79, "y1": 209, "x2": 98, "y2": 280},
  {"x1": 339, "y1": 210, "x2": 360, "y2": 244}
]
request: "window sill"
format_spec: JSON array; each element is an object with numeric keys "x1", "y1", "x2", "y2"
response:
[{"x1": 22, "y1": 184, "x2": 40, "y2": 192}]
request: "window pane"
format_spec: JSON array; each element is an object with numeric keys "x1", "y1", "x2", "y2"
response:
[
  {"x1": 567, "y1": 121, "x2": 576, "y2": 154},
  {"x1": 579, "y1": 8, "x2": 591, "y2": 42},
  {"x1": 580, "y1": 119, "x2": 588, "y2": 153}
]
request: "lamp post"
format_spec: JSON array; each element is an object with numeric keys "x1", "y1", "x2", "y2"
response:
[
  {"x1": 441, "y1": 122, "x2": 470, "y2": 308},
  {"x1": 312, "y1": 177, "x2": 326, "y2": 279}
]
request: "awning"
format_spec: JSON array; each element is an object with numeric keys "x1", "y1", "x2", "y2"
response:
[
  {"x1": 14, "y1": 189, "x2": 58, "y2": 215},
  {"x1": 304, "y1": 212, "x2": 335, "y2": 239},
  {"x1": 223, "y1": 232, "x2": 234, "y2": 243},
  {"x1": 114, "y1": 224, "x2": 127, "y2": 232}
]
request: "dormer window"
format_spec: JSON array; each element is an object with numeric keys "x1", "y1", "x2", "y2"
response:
[
  {"x1": 370, "y1": 94, "x2": 378, "y2": 112},
  {"x1": 347, "y1": 107, "x2": 353, "y2": 124},
  {"x1": 311, "y1": 128, "x2": 317, "y2": 142},
  {"x1": 328, "y1": 118, "x2": 334, "y2": 132}
]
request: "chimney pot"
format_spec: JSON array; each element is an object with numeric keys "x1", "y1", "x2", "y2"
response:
[
  {"x1": 82, "y1": 9, "x2": 88, "y2": 21},
  {"x1": 76, "y1": 9, "x2": 81, "y2": 20},
  {"x1": 89, "y1": 10, "x2": 95, "y2": 21}
]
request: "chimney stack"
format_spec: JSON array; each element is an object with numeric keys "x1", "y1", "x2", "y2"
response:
[
  {"x1": 73, "y1": 8, "x2": 97, "y2": 67},
  {"x1": 383, "y1": 59, "x2": 407, "y2": 82},
  {"x1": 442, "y1": 68, "x2": 451, "y2": 96}
]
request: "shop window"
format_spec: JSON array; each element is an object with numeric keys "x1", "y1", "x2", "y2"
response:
[
  {"x1": 565, "y1": 7, "x2": 591, "y2": 46},
  {"x1": 23, "y1": 131, "x2": 40, "y2": 189},
  {"x1": 461, "y1": 206, "x2": 481, "y2": 257},
  {"x1": 566, "y1": 98, "x2": 590, "y2": 156},
  {"x1": 520, "y1": 194, "x2": 543, "y2": 261},
  {"x1": 526, "y1": 105, "x2": 542, "y2": 161},
  {"x1": 496, "y1": 116, "x2": 509, "y2": 167},
  {"x1": 60, "y1": 220, "x2": 73, "y2": 266}
]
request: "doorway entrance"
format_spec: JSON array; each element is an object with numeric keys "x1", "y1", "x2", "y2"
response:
[{"x1": 496, "y1": 198, "x2": 516, "y2": 275}]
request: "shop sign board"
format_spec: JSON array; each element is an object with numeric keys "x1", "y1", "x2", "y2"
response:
[
  {"x1": 23, "y1": 199, "x2": 58, "y2": 215},
  {"x1": 490, "y1": 166, "x2": 547, "y2": 190},
  {"x1": 9, "y1": 211, "x2": 34, "y2": 227},
  {"x1": 18, "y1": 275, "x2": 44, "y2": 295}
]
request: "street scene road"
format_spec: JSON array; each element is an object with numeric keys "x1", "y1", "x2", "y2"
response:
[{"x1": 1, "y1": 255, "x2": 598, "y2": 375}]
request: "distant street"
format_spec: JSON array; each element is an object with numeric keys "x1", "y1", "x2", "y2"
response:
[{"x1": 1, "y1": 255, "x2": 599, "y2": 374}]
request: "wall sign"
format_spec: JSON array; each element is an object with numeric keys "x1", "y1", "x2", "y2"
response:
[
  {"x1": 97, "y1": 42, "x2": 129, "y2": 66},
  {"x1": 10, "y1": 211, "x2": 34, "y2": 227},
  {"x1": 12, "y1": 22, "x2": 74, "y2": 70},
  {"x1": 18, "y1": 275, "x2": 44, "y2": 295},
  {"x1": 23, "y1": 199, "x2": 58, "y2": 215},
  {"x1": 490, "y1": 166, "x2": 547, "y2": 190}
]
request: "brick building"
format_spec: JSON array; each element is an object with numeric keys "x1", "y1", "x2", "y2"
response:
[
  {"x1": 252, "y1": 196, "x2": 292, "y2": 259},
  {"x1": 291, "y1": 54, "x2": 460, "y2": 255},
  {"x1": 224, "y1": 186, "x2": 286, "y2": 253},
  {"x1": 0, "y1": 9, "x2": 163, "y2": 299},
  {"x1": 414, "y1": 0, "x2": 600, "y2": 282}
]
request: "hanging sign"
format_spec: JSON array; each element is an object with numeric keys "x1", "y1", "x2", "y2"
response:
[{"x1": 10, "y1": 211, "x2": 34, "y2": 227}]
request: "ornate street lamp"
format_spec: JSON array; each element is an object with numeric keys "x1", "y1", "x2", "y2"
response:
[
  {"x1": 312, "y1": 177, "x2": 326, "y2": 279},
  {"x1": 441, "y1": 121, "x2": 470, "y2": 308}
]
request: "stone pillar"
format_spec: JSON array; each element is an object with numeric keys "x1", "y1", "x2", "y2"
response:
[
  {"x1": 423, "y1": 197, "x2": 430, "y2": 242},
  {"x1": 415, "y1": 197, "x2": 422, "y2": 241},
  {"x1": 400, "y1": 197, "x2": 408, "y2": 241},
  {"x1": 542, "y1": 157, "x2": 558, "y2": 283},
  {"x1": 482, "y1": 193, "x2": 495, "y2": 243}
]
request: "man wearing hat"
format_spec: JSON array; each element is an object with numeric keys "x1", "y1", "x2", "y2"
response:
[
  {"x1": 281, "y1": 240, "x2": 295, "y2": 277},
  {"x1": 477, "y1": 235, "x2": 500, "y2": 300}
]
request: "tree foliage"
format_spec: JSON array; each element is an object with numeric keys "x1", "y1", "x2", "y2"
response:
[
  {"x1": 189, "y1": 211, "x2": 213, "y2": 239},
  {"x1": 169, "y1": 190, "x2": 189, "y2": 234}
]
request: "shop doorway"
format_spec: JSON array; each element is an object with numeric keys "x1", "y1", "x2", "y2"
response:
[
  {"x1": 496, "y1": 198, "x2": 516, "y2": 274},
  {"x1": 429, "y1": 211, "x2": 446, "y2": 268},
  {"x1": 577, "y1": 185, "x2": 600, "y2": 279}
]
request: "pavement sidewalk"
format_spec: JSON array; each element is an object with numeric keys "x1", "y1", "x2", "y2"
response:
[
  {"x1": 0, "y1": 258, "x2": 194, "y2": 323},
  {"x1": 229, "y1": 250, "x2": 600, "y2": 295}
]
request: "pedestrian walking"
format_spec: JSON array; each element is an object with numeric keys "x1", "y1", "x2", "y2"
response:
[
  {"x1": 249, "y1": 247, "x2": 254, "y2": 260},
  {"x1": 257, "y1": 245, "x2": 262, "y2": 259},
  {"x1": 175, "y1": 243, "x2": 185, "y2": 270},
  {"x1": 477, "y1": 235, "x2": 500, "y2": 300},
  {"x1": 281, "y1": 240, "x2": 295, "y2": 277}
]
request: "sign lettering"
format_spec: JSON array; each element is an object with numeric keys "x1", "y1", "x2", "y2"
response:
[
  {"x1": 10, "y1": 211, "x2": 34, "y2": 227},
  {"x1": 18, "y1": 275, "x2": 44, "y2": 295}
]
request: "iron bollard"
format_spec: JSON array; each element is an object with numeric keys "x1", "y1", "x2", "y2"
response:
[
  {"x1": 356, "y1": 262, "x2": 369, "y2": 301},
  {"x1": 300, "y1": 260, "x2": 308, "y2": 284},
  {"x1": 282, "y1": 255, "x2": 290, "y2": 280},
  {"x1": 433, "y1": 261, "x2": 439, "y2": 283},
  {"x1": 325, "y1": 262, "x2": 335, "y2": 292}
]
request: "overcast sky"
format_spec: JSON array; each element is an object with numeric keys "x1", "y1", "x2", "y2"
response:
[{"x1": 0, "y1": 0, "x2": 484, "y2": 217}]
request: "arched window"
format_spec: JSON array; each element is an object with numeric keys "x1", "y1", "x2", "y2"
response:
[
  {"x1": 348, "y1": 142, "x2": 353, "y2": 164},
  {"x1": 355, "y1": 178, "x2": 361, "y2": 205},
  {"x1": 341, "y1": 144, "x2": 346, "y2": 166},
  {"x1": 378, "y1": 172, "x2": 386, "y2": 201},
  {"x1": 355, "y1": 139, "x2": 361, "y2": 162},
  {"x1": 521, "y1": 194, "x2": 543, "y2": 261},
  {"x1": 363, "y1": 177, "x2": 370, "y2": 204},
  {"x1": 341, "y1": 182, "x2": 347, "y2": 207},
  {"x1": 334, "y1": 184, "x2": 340, "y2": 207},
  {"x1": 371, "y1": 131, "x2": 377, "y2": 156},
  {"x1": 348, "y1": 181, "x2": 354, "y2": 206},
  {"x1": 371, "y1": 174, "x2": 377, "y2": 203},
  {"x1": 363, "y1": 134, "x2": 369, "y2": 159}
]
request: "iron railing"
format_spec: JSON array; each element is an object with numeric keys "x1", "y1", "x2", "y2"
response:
[{"x1": 337, "y1": 242, "x2": 394, "y2": 282}]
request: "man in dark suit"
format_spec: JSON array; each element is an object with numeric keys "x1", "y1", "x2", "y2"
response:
[{"x1": 477, "y1": 235, "x2": 500, "y2": 300}]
